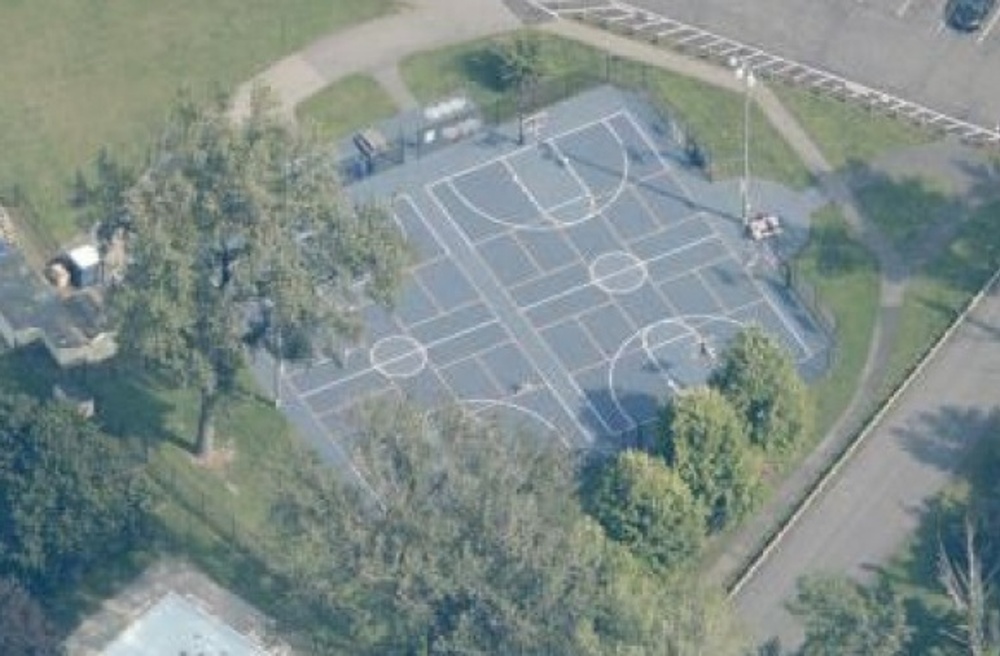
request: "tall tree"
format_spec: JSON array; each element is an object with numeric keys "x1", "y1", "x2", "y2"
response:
[
  {"x1": 939, "y1": 516, "x2": 1000, "y2": 656},
  {"x1": 788, "y1": 574, "x2": 909, "y2": 656},
  {"x1": 491, "y1": 32, "x2": 546, "y2": 93},
  {"x1": 660, "y1": 386, "x2": 760, "y2": 529},
  {"x1": 591, "y1": 449, "x2": 706, "y2": 571},
  {"x1": 0, "y1": 394, "x2": 150, "y2": 592},
  {"x1": 98, "y1": 88, "x2": 409, "y2": 457},
  {"x1": 264, "y1": 401, "x2": 749, "y2": 654},
  {"x1": 0, "y1": 578, "x2": 61, "y2": 656},
  {"x1": 709, "y1": 326, "x2": 811, "y2": 454}
]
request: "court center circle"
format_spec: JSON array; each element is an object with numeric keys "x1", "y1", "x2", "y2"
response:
[
  {"x1": 589, "y1": 251, "x2": 648, "y2": 295},
  {"x1": 370, "y1": 335, "x2": 427, "y2": 379}
]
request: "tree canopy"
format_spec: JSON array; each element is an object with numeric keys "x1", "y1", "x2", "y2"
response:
[
  {"x1": 490, "y1": 32, "x2": 546, "y2": 93},
  {"x1": 96, "y1": 88, "x2": 409, "y2": 456},
  {"x1": 0, "y1": 577, "x2": 61, "y2": 656},
  {"x1": 0, "y1": 394, "x2": 150, "y2": 593},
  {"x1": 660, "y1": 386, "x2": 760, "y2": 529},
  {"x1": 788, "y1": 574, "x2": 909, "y2": 656},
  {"x1": 262, "y1": 401, "x2": 748, "y2": 654},
  {"x1": 709, "y1": 326, "x2": 811, "y2": 454},
  {"x1": 590, "y1": 449, "x2": 706, "y2": 571}
]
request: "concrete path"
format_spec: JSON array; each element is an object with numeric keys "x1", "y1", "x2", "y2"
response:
[
  {"x1": 230, "y1": 0, "x2": 521, "y2": 121},
  {"x1": 226, "y1": 3, "x2": 988, "y2": 648},
  {"x1": 539, "y1": 15, "x2": 906, "y2": 589}
]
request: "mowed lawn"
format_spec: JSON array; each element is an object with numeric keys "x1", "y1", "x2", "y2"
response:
[{"x1": 0, "y1": 0, "x2": 395, "y2": 250}]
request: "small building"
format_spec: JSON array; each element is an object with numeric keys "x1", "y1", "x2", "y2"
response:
[
  {"x1": 64, "y1": 559, "x2": 291, "y2": 655},
  {"x1": 65, "y1": 244, "x2": 102, "y2": 288},
  {"x1": 0, "y1": 241, "x2": 116, "y2": 366}
]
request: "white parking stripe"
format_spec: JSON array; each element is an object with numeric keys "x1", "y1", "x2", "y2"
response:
[{"x1": 977, "y1": 4, "x2": 1000, "y2": 42}]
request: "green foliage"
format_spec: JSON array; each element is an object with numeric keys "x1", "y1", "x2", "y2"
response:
[
  {"x1": 489, "y1": 32, "x2": 546, "y2": 92},
  {"x1": 263, "y1": 401, "x2": 748, "y2": 654},
  {"x1": 660, "y1": 387, "x2": 760, "y2": 529},
  {"x1": 591, "y1": 450, "x2": 706, "y2": 571},
  {"x1": 793, "y1": 206, "x2": 879, "y2": 437},
  {"x1": 0, "y1": 394, "x2": 150, "y2": 594},
  {"x1": 710, "y1": 326, "x2": 811, "y2": 454},
  {"x1": 788, "y1": 574, "x2": 910, "y2": 656},
  {"x1": 99, "y1": 88, "x2": 409, "y2": 455},
  {"x1": 0, "y1": 577, "x2": 61, "y2": 656}
]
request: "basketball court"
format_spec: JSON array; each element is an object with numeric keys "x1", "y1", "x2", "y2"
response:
[{"x1": 268, "y1": 86, "x2": 830, "y2": 462}]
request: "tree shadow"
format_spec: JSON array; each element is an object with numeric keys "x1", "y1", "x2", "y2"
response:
[
  {"x1": 869, "y1": 494, "x2": 969, "y2": 655},
  {"x1": 809, "y1": 218, "x2": 871, "y2": 277},
  {"x1": 581, "y1": 387, "x2": 664, "y2": 454},
  {"x1": 892, "y1": 404, "x2": 1000, "y2": 473},
  {"x1": 0, "y1": 344, "x2": 186, "y2": 451},
  {"x1": 459, "y1": 47, "x2": 510, "y2": 94},
  {"x1": 843, "y1": 155, "x2": 1000, "y2": 281}
]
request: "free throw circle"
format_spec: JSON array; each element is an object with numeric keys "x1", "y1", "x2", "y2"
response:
[
  {"x1": 370, "y1": 335, "x2": 427, "y2": 379},
  {"x1": 590, "y1": 251, "x2": 648, "y2": 295}
]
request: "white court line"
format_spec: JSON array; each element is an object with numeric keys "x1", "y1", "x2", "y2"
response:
[
  {"x1": 283, "y1": 375, "x2": 387, "y2": 512},
  {"x1": 520, "y1": 234, "x2": 718, "y2": 313},
  {"x1": 708, "y1": 222, "x2": 813, "y2": 357},
  {"x1": 401, "y1": 296, "x2": 484, "y2": 332},
  {"x1": 438, "y1": 117, "x2": 632, "y2": 232},
  {"x1": 434, "y1": 110, "x2": 630, "y2": 186},
  {"x1": 299, "y1": 316, "x2": 501, "y2": 400},
  {"x1": 617, "y1": 110, "x2": 678, "y2": 174},
  {"x1": 396, "y1": 193, "x2": 452, "y2": 257},
  {"x1": 694, "y1": 267, "x2": 731, "y2": 314},
  {"x1": 425, "y1": 337, "x2": 517, "y2": 378},
  {"x1": 616, "y1": 111, "x2": 814, "y2": 357},
  {"x1": 500, "y1": 158, "x2": 551, "y2": 217},
  {"x1": 977, "y1": 6, "x2": 1000, "y2": 42},
  {"x1": 425, "y1": 181, "x2": 612, "y2": 438},
  {"x1": 461, "y1": 398, "x2": 567, "y2": 446},
  {"x1": 545, "y1": 138, "x2": 595, "y2": 202}
]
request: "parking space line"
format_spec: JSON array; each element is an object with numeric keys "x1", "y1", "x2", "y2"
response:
[{"x1": 977, "y1": 6, "x2": 1000, "y2": 42}]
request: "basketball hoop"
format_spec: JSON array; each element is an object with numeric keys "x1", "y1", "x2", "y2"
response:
[{"x1": 521, "y1": 111, "x2": 547, "y2": 144}]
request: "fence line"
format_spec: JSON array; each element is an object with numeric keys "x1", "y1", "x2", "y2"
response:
[{"x1": 529, "y1": 0, "x2": 1000, "y2": 147}]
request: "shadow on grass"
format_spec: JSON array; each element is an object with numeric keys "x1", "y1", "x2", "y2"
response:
[
  {"x1": 0, "y1": 344, "x2": 190, "y2": 452},
  {"x1": 459, "y1": 47, "x2": 509, "y2": 94}
]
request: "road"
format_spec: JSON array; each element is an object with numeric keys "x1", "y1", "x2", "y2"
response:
[
  {"x1": 734, "y1": 275, "x2": 1000, "y2": 647},
  {"x1": 626, "y1": 0, "x2": 1000, "y2": 130}
]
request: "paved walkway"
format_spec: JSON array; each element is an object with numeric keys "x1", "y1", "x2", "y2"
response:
[
  {"x1": 537, "y1": 18, "x2": 907, "y2": 591},
  {"x1": 226, "y1": 1, "x2": 968, "y2": 640},
  {"x1": 229, "y1": 0, "x2": 521, "y2": 121}
]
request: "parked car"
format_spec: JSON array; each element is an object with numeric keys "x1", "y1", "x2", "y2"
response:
[{"x1": 946, "y1": 0, "x2": 998, "y2": 31}]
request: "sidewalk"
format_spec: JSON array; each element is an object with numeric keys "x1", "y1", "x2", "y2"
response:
[
  {"x1": 229, "y1": 0, "x2": 521, "y2": 121},
  {"x1": 537, "y1": 19, "x2": 907, "y2": 590},
  {"x1": 227, "y1": 0, "x2": 908, "y2": 598}
]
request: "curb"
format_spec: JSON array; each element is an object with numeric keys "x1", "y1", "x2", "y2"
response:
[{"x1": 728, "y1": 262, "x2": 1000, "y2": 598}]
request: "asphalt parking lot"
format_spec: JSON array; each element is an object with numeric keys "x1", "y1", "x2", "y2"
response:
[{"x1": 627, "y1": 0, "x2": 1000, "y2": 129}]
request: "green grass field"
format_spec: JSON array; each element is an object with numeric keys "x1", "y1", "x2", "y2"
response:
[
  {"x1": 854, "y1": 174, "x2": 957, "y2": 254},
  {"x1": 0, "y1": 0, "x2": 396, "y2": 251},
  {"x1": 295, "y1": 74, "x2": 399, "y2": 142},
  {"x1": 9, "y1": 22, "x2": 976, "y2": 640},
  {"x1": 793, "y1": 206, "x2": 880, "y2": 437},
  {"x1": 772, "y1": 84, "x2": 933, "y2": 171},
  {"x1": 879, "y1": 198, "x2": 1000, "y2": 398},
  {"x1": 399, "y1": 32, "x2": 813, "y2": 189}
]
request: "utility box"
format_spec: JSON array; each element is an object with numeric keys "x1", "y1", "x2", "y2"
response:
[{"x1": 65, "y1": 244, "x2": 101, "y2": 288}]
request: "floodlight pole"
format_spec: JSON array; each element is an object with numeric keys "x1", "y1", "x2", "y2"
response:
[
  {"x1": 273, "y1": 324, "x2": 283, "y2": 408},
  {"x1": 731, "y1": 58, "x2": 756, "y2": 227}
]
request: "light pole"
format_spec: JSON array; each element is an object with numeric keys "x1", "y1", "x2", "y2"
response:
[{"x1": 730, "y1": 58, "x2": 757, "y2": 227}]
